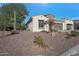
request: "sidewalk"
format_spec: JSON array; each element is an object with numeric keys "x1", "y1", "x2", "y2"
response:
[{"x1": 61, "y1": 44, "x2": 79, "y2": 56}]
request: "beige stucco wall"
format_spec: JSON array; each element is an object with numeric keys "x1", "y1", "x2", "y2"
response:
[
  {"x1": 32, "y1": 15, "x2": 49, "y2": 32},
  {"x1": 62, "y1": 20, "x2": 74, "y2": 30}
]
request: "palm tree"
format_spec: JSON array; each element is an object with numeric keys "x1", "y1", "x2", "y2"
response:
[{"x1": 3, "y1": 3, "x2": 29, "y2": 34}]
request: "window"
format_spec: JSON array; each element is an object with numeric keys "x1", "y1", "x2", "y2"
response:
[
  {"x1": 38, "y1": 20, "x2": 44, "y2": 28},
  {"x1": 67, "y1": 24, "x2": 72, "y2": 30}
]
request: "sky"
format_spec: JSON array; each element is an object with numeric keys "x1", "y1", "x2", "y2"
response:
[
  {"x1": 24, "y1": 3, "x2": 79, "y2": 23},
  {"x1": 0, "y1": 3, "x2": 79, "y2": 23}
]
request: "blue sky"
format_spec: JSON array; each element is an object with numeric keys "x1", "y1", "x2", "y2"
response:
[
  {"x1": 0, "y1": 3, "x2": 79, "y2": 23},
  {"x1": 24, "y1": 3, "x2": 79, "y2": 23}
]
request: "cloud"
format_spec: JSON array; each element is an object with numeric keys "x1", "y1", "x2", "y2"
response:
[{"x1": 71, "y1": 17, "x2": 79, "y2": 20}]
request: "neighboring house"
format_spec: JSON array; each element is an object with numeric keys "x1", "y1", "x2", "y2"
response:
[
  {"x1": 73, "y1": 20, "x2": 79, "y2": 30},
  {"x1": 54, "y1": 18, "x2": 74, "y2": 31},
  {"x1": 26, "y1": 15, "x2": 74, "y2": 32}
]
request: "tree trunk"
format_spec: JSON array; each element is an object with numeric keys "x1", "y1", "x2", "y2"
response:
[
  {"x1": 13, "y1": 11, "x2": 17, "y2": 31},
  {"x1": 2, "y1": 24, "x2": 6, "y2": 40}
]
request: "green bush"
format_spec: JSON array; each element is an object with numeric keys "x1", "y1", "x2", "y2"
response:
[
  {"x1": 20, "y1": 24, "x2": 27, "y2": 30},
  {"x1": 34, "y1": 36, "x2": 48, "y2": 49},
  {"x1": 71, "y1": 30, "x2": 79, "y2": 37},
  {"x1": 65, "y1": 30, "x2": 79, "y2": 39},
  {"x1": 51, "y1": 29, "x2": 57, "y2": 32}
]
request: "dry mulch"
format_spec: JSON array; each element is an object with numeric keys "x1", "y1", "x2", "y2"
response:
[{"x1": 0, "y1": 31, "x2": 79, "y2": 56}]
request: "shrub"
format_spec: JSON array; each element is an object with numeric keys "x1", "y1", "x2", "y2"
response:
[
  {"x1": 41, "y1": 30, "x2": 49, "y2": 33},
  {"x1": 71, "y1": 30, "x2": 79, "y2": 37},
  {"x1": 20, "y1": 23, "x2": 27, "y2": 30},
  {"x1": 51, "y1": 29, "x2": 57, "y2": 32},
  {"x1": 65, "y1": 30, "x2": 79, "y2": 39},
  {"x1": 34, "y1": 36, "x2": 48, "y2": 49}
]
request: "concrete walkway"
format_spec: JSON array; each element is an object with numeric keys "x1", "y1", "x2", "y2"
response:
[{"x1": 61, "y1": 44, "x2": 79, "y2": 56}]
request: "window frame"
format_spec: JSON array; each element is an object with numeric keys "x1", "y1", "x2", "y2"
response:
[{"x1": 38, "y1": 20, "x2": 44, "y2": 29}]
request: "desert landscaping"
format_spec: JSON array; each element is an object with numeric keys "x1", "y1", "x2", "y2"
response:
[
  {"x1": 0, "y1": 30, "x2": 79, "y2": 56},
  {"x1": 0, "y1": 3, "x2": 79, "y2": 56}
]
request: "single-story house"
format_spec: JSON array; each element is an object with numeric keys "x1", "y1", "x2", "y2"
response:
[{"x1": 26, "y1": 15, "x2": 74, "y2": 32}]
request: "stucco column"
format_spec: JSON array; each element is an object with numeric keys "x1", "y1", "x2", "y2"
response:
[
  {"x1": 62, "y1": 23, "x2": 66, "y2": 31},
  {"x1": 72, "y1": 24, "x2": 74, "y2": 30}
]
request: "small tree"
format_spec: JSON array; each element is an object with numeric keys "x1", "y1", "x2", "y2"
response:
[
  {"x1": 3, "y1": 3, "x2": 29, "y2": 34},
  {"x1": 46, "y1": 14, "x2": 55, "y2": 32},
  {"x1": 0, "y1": 6, "x2": 9, "y2": 39},
  {"x1": 46, "y1": 14, "x2": 56, "y2": 39}
]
